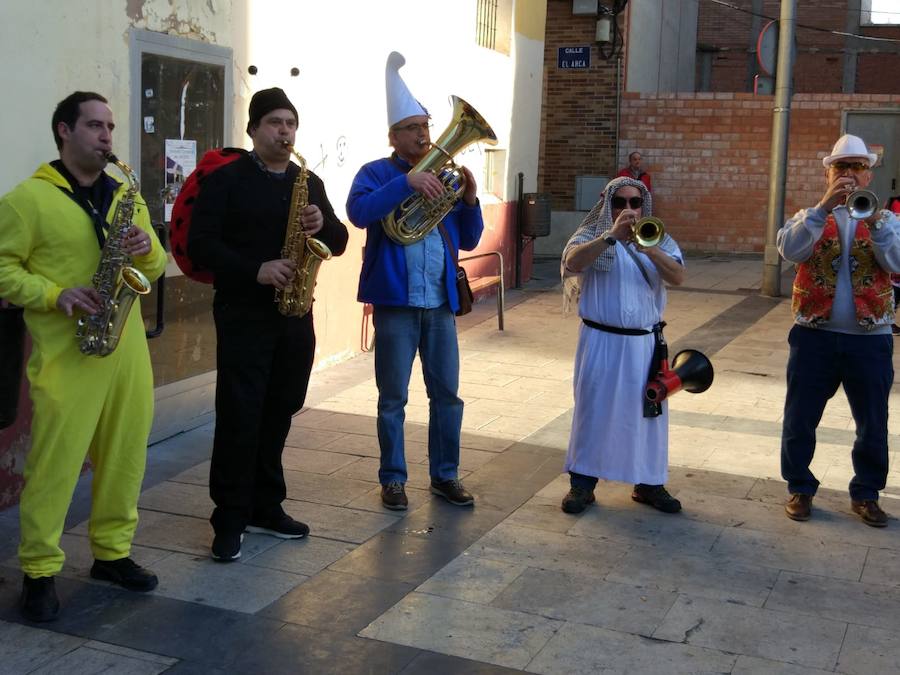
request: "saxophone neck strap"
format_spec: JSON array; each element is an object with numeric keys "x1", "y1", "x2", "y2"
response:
[{"x1": 50, "y1": 159, "x2": 115, "y2": 250}]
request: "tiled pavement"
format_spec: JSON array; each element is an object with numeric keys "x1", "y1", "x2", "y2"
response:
[{"x1": 2, "y1": 254, "x2": 900, "y2": 673}]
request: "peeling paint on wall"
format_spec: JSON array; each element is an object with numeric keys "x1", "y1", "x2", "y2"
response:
[
  {"x1": 125, "y1": 0, "x2": 221, "y2": 43},
  {"x1": 126, "y1": 0, "x2": 145, "y2": 22}
]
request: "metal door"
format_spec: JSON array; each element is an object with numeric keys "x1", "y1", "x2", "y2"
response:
[{"x1": 845, "y1": 111, "x2": 900, "y2": 205}]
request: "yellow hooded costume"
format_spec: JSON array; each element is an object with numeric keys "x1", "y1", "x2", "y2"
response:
[{"x1": 0, "y1": 162, "x2": 166, "y2": 577}]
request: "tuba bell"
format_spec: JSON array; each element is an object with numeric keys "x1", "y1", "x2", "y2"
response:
[
  {"x1": 846, "y1": 189, "x2": 878, "y2": 220},
  {"x1": 382, "y1": 95, "x2": 497, "y2": 246},
  {"x1": 633, "y1": 217, "x2": 664, "y2": 248}
]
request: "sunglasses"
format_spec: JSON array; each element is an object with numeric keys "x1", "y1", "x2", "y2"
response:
[
  {"x1": 830, "y1": 161, "x2": 870, "y2": 172},
  {"x1": 611, "y1": 196, "x2": 644, "y2": 209}
]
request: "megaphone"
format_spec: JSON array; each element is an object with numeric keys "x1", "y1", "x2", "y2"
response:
[{"x1": 645, "y1": 349, "x2": 714, "y2": 404}]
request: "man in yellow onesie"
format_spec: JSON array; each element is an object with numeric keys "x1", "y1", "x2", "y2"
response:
[{"x1": 0, "y1": 91, "x2": 166, "y2": 622}]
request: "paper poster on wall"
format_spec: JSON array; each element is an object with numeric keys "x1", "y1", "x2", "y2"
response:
[
  {"x1": 869, "y1": 144, "x2": 884, "y2": 169},
  {"x1": 163, "y1": 139, "x2": 196, "y2": 221}
]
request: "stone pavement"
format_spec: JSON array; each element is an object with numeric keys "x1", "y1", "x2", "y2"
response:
[{"x1": 2, "y1": 254, "x2": 900, "y2": 674}]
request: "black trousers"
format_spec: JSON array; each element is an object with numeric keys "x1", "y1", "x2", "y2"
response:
[{"x1": 209, "y1": 302, "x2": 315, "y2": 534}]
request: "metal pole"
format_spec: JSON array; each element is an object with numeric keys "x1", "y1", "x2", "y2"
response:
[{"x1": 761, "y1": 0, "x2": 796, "y2": 297}]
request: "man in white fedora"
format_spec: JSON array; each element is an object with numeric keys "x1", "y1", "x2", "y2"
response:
[
  {"x1": 777, "y1": 133, "x2": 900, "y2": 527},
  {"x1": 346, "y1": 52, "x2": 484, "y2": 511}
]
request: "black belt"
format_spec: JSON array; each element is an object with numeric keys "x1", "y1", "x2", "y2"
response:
[{"x1": 582, "y1": 318, "x2": 654, "y2": 335}]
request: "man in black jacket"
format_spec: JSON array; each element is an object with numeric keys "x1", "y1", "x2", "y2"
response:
[{"x1": 189, "y1": 88, "x2": 348, "y2": 561}]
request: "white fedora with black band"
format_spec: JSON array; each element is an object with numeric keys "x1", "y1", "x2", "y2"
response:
[{"x1": 822, "y1": 134, "x2": 878, "y2": 168}]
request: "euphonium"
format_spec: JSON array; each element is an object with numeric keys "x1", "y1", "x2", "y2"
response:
[
  {"x1": 847, "y1": 189, "x2": 878, "y2": 220},
  {"x1": 275, "y1": 144, "x2": 332, "y2": 317},
  {"x1": 76, "y1": 153, "x2": 152, "y2": 357},
  {"x1": 633, "y1": 216, "x2": 665, "y2": 248},
  {"x1": 382, "y1": 95, "x2": 497, "y2": 246}
]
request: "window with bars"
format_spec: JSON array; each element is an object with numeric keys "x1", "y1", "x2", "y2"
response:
[
  {"x1": 861, "y1": 0, "x2": 900, "y2": 25},
  {"x1": 483, "y1": 148, "x2": 507, "y2": 199},
  {"x1": 476, "y1": 0, "x2": 512, "y2": 54}
]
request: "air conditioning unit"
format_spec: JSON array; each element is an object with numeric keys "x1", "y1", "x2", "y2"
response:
[
  {"x1": 572, "y1": 0, "x2": 599, "y2": 16},
  {"x1": 575, "y1": 175, "x2": 609, "y2": 211}
]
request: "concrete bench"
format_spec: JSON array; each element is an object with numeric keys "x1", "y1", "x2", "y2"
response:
[{"x1": 460, "y1": 251, "x2": 505, "y2": 331}]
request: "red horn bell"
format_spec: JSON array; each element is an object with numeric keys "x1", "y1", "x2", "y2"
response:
[{"x1": 645, "y1": 349, "x2": 714, "y2": 403}]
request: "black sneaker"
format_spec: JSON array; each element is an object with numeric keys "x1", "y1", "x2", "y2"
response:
[
  {"x1": 90, "y1": 558, "x2": 158, "y2": 592},
  {"x1": 561, "y1": 486, "x2": 596, "y2": 514},
  {"x1": 430, "y1": 479, "x2": 475, "y2": 506},
  {"x1": 381, "y1": 481, "x2": 408, "y2": 511},
  {"x1": 632, "y1": 484, "x2": 682, "y2": 513},
  {"x1": 20, "y1": 575, "x2": 59, "y2": 622},
  {"x1": 211, "y1": 532, "x2": 243, "y2": 562},
  {"x1": 246, "y1": 513, "x2": 309, "y2": 539}
]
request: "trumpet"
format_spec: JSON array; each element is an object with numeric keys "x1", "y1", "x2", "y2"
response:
[
  {"x1": 633, "y1": 217, "x2": 664, "y2": 248},
  {"x1": 846, "y1": 189, "x2": 878, "y2": 220}
]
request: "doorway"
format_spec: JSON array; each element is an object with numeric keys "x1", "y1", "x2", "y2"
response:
[
  {"x1": 129, "y1": 29, "x2": 233, "y2": 442},
  {"x1": 845, "y1": 110, "x2": 900, "y2": 206}
]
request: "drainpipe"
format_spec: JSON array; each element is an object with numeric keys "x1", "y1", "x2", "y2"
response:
[
  {"x1": 762, "y1": 0, "x2": 796, "y2": 298},
  {"x1": 615, "y1": 56, "x2": 622, "y2": 168}
]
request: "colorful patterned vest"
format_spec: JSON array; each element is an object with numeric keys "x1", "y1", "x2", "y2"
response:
[{"x1": 792, "y1": 215, "x2": 893, "y2": 329}]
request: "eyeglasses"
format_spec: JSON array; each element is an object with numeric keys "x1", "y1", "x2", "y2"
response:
[
  {"x1": 392, "y1": 122, "x2": 433, "y2": 134},
  {"x1": 611, "y1": 196, "x2": 644, "y2": 209},
  {"x1": 831, "y1": 161, "x2": 870, "y2": 172}
]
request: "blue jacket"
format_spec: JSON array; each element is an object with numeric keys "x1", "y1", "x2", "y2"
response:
[{"x1": 346, "y1": 155, "x2": 484, "y2": 312}]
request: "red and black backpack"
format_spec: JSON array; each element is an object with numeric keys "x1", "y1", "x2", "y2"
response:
[{"x1": 169, "y1": 147, "x2": 248, "y2": 283}]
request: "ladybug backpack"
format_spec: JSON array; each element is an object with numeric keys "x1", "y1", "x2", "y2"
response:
[{"x1": 169, "y1": 148, "x2": 248, "y2": 283}]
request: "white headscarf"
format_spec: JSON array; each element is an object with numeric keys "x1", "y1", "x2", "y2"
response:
[{"x1": 561, "y1": 176, "x2": 654, "y2": 313}]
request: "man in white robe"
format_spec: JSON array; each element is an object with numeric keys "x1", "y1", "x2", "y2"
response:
[{"x1": 560, "y1": 176, "x2": 685, "y2": 514}]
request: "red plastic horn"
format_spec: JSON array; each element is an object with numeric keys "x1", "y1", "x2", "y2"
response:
[{"x1": 645, "y1": 349, "x2": 714, "y2": 403}]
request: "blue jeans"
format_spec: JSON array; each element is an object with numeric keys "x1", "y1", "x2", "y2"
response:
[
  {"x1": 781, "y1": 325, "x2": 893, "y2": 501},
  {"x1": 373, "y1": 305, "x2": 463, "y2": 484}
]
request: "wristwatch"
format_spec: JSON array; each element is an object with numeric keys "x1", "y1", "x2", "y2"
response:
[
  {"x1": 871, "y1": 210, "x2": 887, "y2": 231},
  {"x1": 603, "y1": 234, "x2": 617, "y2": 247}
]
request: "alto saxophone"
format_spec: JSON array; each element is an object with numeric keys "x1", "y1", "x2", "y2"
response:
[
  {"x1": 275, "y1": 144, "x2": 332, "y2": 317},
  {"x1": 76, "y1": 153, "x2": 152, "y2": 357}
]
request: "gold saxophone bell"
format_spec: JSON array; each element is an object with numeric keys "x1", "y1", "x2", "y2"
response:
[
  {"x1": 382, "y1": 95, "x2": 497, "y2": 245},
  {"x1": 847, "y1": 189, "x2": 878, "y2": 220},
  {"x1": 633, "y1": 217, "x2": 664, "y2": 248}
]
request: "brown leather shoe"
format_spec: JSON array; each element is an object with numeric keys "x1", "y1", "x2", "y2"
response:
[
  {"x1": 851, "y1": 499, "x2": 888, "y2": 528},
  {"x1": 785, "y1": 493, "x2": 812, "y2": 521}
]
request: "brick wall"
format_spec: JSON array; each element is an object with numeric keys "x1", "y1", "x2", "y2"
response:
[
  {"x1": 618, "y1": 92, "x2": 900, "y2": 253},
  {"x1": 697, "y1": 0, "x2": 900, "y2": 94},
  {"x1": 539, "y1": 0, "x2": 621, "y2": 210}
]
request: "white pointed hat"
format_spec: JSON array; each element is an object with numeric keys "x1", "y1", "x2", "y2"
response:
[
  {"x1": 385, "y1": 51, "x2": 427, "y2": 128},
  {"x1": 822, "y1": 134, "x2": 878, "y2": 168}
]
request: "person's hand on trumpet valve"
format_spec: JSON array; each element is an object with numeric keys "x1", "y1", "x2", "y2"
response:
[
  {"x1": 818, "y1": 175, "x2": 858, "y2": 214},
  {"x1": 607, "y1": 207, "x2": 638, "y2": 244}
]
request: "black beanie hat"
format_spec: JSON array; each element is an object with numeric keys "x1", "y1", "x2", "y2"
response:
[{"x1": 246, "y1": 87, "x2": 298, "y2": 135}]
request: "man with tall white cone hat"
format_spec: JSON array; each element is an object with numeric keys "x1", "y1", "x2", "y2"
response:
[
  {"x1": 777, "y1": 134, "x2": 900, "y2": 527},
  {"x1": 347, "y1": 52, "x2": 484, "y2": 511}
]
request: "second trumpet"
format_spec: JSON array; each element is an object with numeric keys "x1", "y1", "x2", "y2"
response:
[{"x1": 846, "y1": 189, "x2": 878, "y2": 220}]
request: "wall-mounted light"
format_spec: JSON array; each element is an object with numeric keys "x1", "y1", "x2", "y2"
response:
[{"x1": 595, "y1": 15, "x2": 612, "y2": 43}]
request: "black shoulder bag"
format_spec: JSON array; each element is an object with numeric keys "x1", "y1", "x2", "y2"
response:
[{"x1": 437, "y1": 223, "x2": 473, "y2": 316}]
